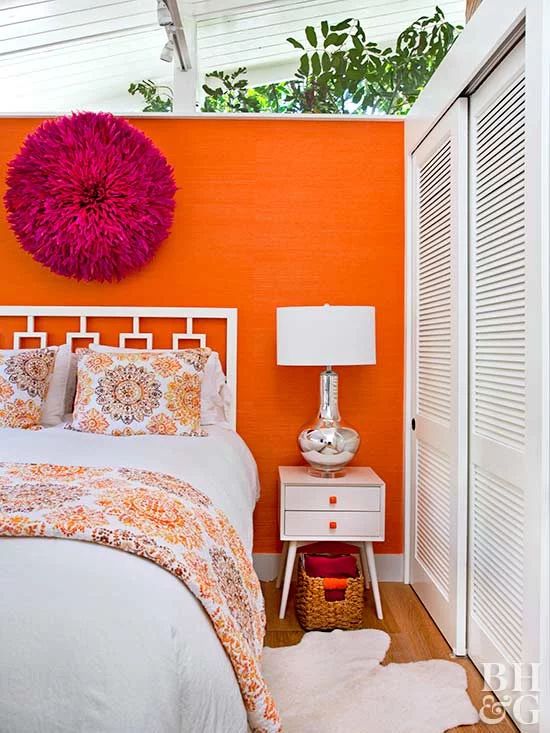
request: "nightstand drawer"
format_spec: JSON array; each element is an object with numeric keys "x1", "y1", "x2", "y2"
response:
[
  {"x1": 284, "y1": 510, "x2": 381, "y2": 537},
  {"x1": 285, "y1": 484, "x2": 380, "y2": 512}
]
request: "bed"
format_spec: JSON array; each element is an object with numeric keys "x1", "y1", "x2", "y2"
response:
[{"x1": 0, "y1": 307, "x2": 263, "y2": 733}]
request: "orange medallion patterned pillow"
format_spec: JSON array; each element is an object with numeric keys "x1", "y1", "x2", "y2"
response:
[
  {"x1": 0, "y1": 348, "x2": 57, "y2": 429},
  {"x1": 70, "y1": 348, "x2": 210, "y2": 436}
]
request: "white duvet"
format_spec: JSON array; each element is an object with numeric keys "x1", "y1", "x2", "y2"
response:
[{"x1": 0, "y1": 424, "x2": 259, "y2": 733}]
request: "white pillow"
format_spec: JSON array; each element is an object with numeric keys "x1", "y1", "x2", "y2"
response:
[
  {"x1": 45, "y1": 345, "x2": 80, "y2": 425},
  {"x1": 42, "y1": 344, "x2": 69, "y2": 426},
  {"x1": 0, "y1": 346, "x2": 67, "y2": 426},
  {"x1": 62, "y1": 347, "x2": 79, "y2": 416},
  {"x1": 0, "y1": 347, "x2": 57, "y2": 428},
  {"x1": 87, "y1": 344, "x2": 230, "y2": 425}
]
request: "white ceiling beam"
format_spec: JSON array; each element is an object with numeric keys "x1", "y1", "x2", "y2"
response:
[
  {"x1": 0, "y1": 1, "x2": 146, "y2": 28},
  {"x1": 1, "y1": 3, "x2": 153, "y2": 41},
  {"x1": 191, "y1": 0, "x2": 275, "y2": 19},
  {"x1": 198, "y1": 2, "x2": 457, "y2": 45},
  {"x1": 0, "y1": 19, "x2": 156, "y2": 56},
  {"x1": 0, "y1": 29, "x2": 163, "y2": 77}
]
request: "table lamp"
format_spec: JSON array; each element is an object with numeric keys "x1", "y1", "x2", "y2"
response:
[{"x1": 277, "y1": 304, "x2": 376, "y2": 478}]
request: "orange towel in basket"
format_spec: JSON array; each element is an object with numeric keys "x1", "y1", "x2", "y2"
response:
[
  {"x1": 303, "y1": 555, "x2": 358, "y2": 601},
  {"x1": 323, "y1": 577, "x2": 349, "y2": 590}
]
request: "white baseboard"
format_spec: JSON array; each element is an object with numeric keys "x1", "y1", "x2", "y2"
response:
[
  {"x1": 253, "y1": 552, "x2": 404, "y2": 582},
  {"x1": 373, "y1": 554, "x2": 405, "y2": 581}
]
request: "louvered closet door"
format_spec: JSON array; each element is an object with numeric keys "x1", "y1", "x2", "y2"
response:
[
  {"x1": 469, "y1": 38, "x2": 541, "y2": 730},
  {"x1": 410, "y1": 99, "x2": 468, "y2": 655}
]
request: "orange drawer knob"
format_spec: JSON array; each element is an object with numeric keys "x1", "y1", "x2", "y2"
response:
[
  {"x1": 329, "y1": 496, "x2": 337, "y2": 505},
  {"x1": 329, "y1": 521, "x2": 337, "y2": 530}
]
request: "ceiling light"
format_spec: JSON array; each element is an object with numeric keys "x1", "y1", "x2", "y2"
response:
[
  {"x1": 157, "y1": 0, "x2": 172, "y2": 27},
  {"x1": 160, "y1": 37, "x2": 174, "y2": 62}
]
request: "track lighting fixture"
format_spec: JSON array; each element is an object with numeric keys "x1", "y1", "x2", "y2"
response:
[
  {"x1": 160, "y1": 37, "x2": 174, "y2": 62},
  {"x1": 157, "y1": 0, "x2": 172, "y2": 26}
]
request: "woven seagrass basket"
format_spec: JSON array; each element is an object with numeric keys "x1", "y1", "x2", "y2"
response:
[{"x1": 295, "y1": 555, "x2": 364, "y2": 631}]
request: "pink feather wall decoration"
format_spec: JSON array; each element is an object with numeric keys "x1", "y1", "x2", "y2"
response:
[{"x1": 4, "y1": 112, "x2": 176, "y2": 282}]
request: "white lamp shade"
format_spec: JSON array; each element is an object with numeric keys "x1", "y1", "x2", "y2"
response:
[{"x1": 277, "y1": 305, "x2": 376, "y2": 366}]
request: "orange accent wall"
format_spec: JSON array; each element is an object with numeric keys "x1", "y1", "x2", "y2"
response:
[{"x1": 0, "y1": 117, "x2": 404, "y2": 554}]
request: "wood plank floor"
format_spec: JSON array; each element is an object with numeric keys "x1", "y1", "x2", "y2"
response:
[{"x1": 262, "y1": 580, "x2": 518, "y2": 733}]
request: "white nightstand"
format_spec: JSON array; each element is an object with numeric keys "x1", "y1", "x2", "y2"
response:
[{"x1": 276, "y1": 465, "x2": 385, "y2": 621}]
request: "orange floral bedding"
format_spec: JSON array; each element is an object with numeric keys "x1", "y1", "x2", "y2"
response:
[{"x1": 0, "y1": 462, "x2": 281, "y2": 733}]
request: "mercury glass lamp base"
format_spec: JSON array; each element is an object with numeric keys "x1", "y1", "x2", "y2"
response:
[{"x1": 297, "y1": 367, "x2": 361, "y2": 479}]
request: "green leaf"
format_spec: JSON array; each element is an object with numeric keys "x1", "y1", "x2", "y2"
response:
[
  {"x1": 311, "y1": 52, "x2": 321, "y2": 75},
  {"x1": 321, "y1": 20, "x2": 329, "y2": 38},
  {"x1": 347, "y1": 67, "x2": 364, "y2": 81},
  {"x1": 299, "y1": 53, "x2": 310, "y2": 76},
  {"x1": 324, "y1": 32, "x2": 347, "y2": 48},
  {"x1": 287, "y1": 37, "x2": 305, "y2": 50},
  {"x1": 418, "y1": 30, "x2": 427, "y2": 53},
  {"x1": 305, "y1": 26, "x2": 318, "y2": 47},
  {"x1": 352, "y1": 86, "x2": 364, "y2": 104},
  {"x1": 331, "y1": 19, "x2": 352, "y2": 31}
]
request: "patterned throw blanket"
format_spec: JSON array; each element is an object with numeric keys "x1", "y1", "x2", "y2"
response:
[{"x1": 0, "y1": 462, "x2": 281, "y2": 733}]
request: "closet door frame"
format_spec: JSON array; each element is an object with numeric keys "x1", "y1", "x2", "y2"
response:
[{"x1": 522, "y1": 7, "x2": 550, "y2": 728}]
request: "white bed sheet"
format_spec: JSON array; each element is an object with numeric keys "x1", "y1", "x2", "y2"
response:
[{"x1": 0, "y1": 424, "x2": 259, "y2": 733}]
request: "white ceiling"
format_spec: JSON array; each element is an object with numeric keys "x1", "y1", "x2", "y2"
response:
[
  {"x1": 0, "y1": 0, "x2": 465, "y2": 114},
  {"x1": 0, "y1": 0, "x2": 169, "y2": 113}
]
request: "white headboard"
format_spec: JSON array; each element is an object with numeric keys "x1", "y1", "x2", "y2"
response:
[{"x1": 0, "y1": 306, "x2": 238, "y2": 429}]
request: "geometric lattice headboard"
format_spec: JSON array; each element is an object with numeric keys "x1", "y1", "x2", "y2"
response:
[{"x1": 0, "y1": 306, "x2": 238, "y2": 429}]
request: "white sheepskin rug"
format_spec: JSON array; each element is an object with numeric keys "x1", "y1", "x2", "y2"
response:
[{"x1": 262, "y1": 629, "x2": 479, "y2": 733}]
